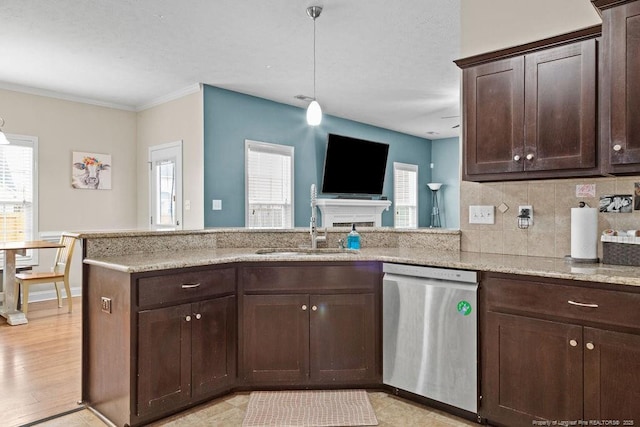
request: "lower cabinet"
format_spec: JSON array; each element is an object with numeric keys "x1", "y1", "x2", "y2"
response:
[
  {"x1": 483, "y1": 312, "x2": 584, "y2": 424},
  {"x1": 242, "y1": 292, "x2": 376, "y2": 385},
  {"x1": 137, "y1": 296, "x2": 236, "y2": 417},
  {"x1": 239, "y1": 262, "x2": 381, "y2": 387},
  {"x1": 582, "y1": 327, "x2": 640, "y2": 421},
  {"x1": 84, "y1": 261, "x2": 381, "y2": 426},
  {"x1": 481, "y1": 273, "x2": 640, "y2": 426},
  {"x1": 83, "y1": 264, "x2": 237, "y2": 427}
]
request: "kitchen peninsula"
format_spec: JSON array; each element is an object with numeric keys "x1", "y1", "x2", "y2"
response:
[{"x1": 79, "y1": 228, "x2": 640, "y2": 427}]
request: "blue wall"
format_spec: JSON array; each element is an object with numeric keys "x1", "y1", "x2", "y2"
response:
[
  {"x1": 431, "y1": 137, "x2": 460, "y2": 229},
  {"x1": 203, "y1": 85, "x2": 437, "y2": 228}
]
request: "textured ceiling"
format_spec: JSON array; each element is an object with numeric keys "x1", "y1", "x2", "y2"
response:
[{"x1": 0, "y1": 0, "x2": 461, "y2": 139}]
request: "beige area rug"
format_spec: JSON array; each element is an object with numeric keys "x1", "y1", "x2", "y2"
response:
[{"x1": 242, "y1": 390, "x2": 379, "y2": 427}]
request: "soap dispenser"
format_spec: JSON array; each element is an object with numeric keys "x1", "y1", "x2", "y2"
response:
[{"x1": 347, "y1": 224, "x2": 361, "y2": 249}]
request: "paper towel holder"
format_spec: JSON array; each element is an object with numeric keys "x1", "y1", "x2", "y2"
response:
[{"x1": 564, "y1": 201, "x2": 600, "y2": 264}]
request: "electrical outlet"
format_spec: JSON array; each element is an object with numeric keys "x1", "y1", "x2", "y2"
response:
[
  {"x1": 518, "y1": 205, "x2": 533, "y2": 226},
  {"x1": 212, "y1": 199, "x2": 222, "y2": 210},
  {"x1": 469, "y1": 205, "x2": 495, "y2": 224},
  {"x1": 101, "y1": 297, "x2": 112, "y2": 314}
]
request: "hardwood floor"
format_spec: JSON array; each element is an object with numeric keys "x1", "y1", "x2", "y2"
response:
[{"x1": 0, "y1": 297, "x2": 82, "y2": 427}]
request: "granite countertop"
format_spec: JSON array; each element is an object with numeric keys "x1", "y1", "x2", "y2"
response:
[{"x1": 83, "y1": 247, "x2": 640, "y2": 288}]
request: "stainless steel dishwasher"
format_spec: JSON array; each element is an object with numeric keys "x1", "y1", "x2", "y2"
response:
[{"x1": 382, "y1": 263, "x2": 479, "y2": 414}]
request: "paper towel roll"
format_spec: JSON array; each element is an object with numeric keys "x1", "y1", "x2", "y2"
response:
[{"x1": 571, "y1": 207, "x2": 598, "y2": 260}]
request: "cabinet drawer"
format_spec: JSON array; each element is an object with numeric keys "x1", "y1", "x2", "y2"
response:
[
  {"x1": 484, "y1": 276, "x2": 640, "y2": 331},
  {"x1": 241, "y1": 262, "x2": 380, "y2": 293},
  {"x1": 138, "y1": 267, "x2": 235, "y2": 308}
]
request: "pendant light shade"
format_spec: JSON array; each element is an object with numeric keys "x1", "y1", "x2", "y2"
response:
[
  {"x1": 307, "y1": 100, "x2": 322, "y2": 126},
  {"x1": 306, "y1": 6, "x2": 322, "y2": 126}
]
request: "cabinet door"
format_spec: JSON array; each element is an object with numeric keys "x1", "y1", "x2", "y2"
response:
[
  {"x1": 607, "y1": 2, "x2": 640, "y2": 170},
  {"x1": 191, "y1": 296, "x2": 236, "y2": 398},
  {"x1": 242, "y1": 294, "x2": 309, "y2": 383},
  {"x1": 309, "y1": 293, "x2": 377, "y2": 383},
  {"x1": 137, "y1": 304, "x2": 192, "y2": 417},
  {"x1": 583, "y1": 327, "x2": 640, "y2": 421},
  {"x1": 463, "y1": 56, "x2": 525, "y2": 177},
  {"x1": 524, "y1": 40, "x2": 596, "y2": 171},
  {"x1": 482, "y1": 312, "x2": 583, "y2": 426}
]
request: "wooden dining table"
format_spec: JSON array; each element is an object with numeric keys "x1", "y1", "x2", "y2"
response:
[{"x1": 0, "y1": 240, "x2": 65, "y2": 325}]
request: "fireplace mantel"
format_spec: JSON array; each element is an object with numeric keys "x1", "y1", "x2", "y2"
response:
[{"x1": 316, "y1": 198, "x2": 392, "y2": 227}]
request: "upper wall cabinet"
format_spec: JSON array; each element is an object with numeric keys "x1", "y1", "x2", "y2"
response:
[
  {"x1": 594, "y1": 0, "x2": 640, "y2": 174},
  {"x1": 456, "y1": 27, "x2": 602, "y2": 182}
]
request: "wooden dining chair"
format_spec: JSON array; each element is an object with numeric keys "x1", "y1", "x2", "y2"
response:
[{"x1": 14, "y1": 233, "x2": 78, "y2": 316}]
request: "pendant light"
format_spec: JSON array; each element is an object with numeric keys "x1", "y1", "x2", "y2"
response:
[
  {"x1": 0, "y1": 117, "x2": 10, "y2": 145},
  {"x1": 306, "y1": 6, "x2": 322, "y2": 126}
]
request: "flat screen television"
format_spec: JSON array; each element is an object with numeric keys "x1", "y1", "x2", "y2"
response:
[{"x1": 321, "y1": 133, "x2": 389, "y2": 197}]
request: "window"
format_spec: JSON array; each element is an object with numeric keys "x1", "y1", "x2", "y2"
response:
[
  {"x1": 393, "y1": 162, "x2": 418, "y2": 228},
  {"x1": 149, "y1": 141, "x2": 182, "y2": 230},
  {"x1": 245, "y1": 140, "x2": 294, "y2": 228},
  {"x1": 0, "y1": 134, "x2": 38, "y2": 266}
]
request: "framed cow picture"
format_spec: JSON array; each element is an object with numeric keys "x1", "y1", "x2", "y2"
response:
[{"x1": 72, "y1": 151, "x2": 112, "y2": 190}]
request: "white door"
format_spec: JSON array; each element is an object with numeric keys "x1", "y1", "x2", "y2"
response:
[{"x1": 149, "y1": 141, "x2": 183, "y2": 230}]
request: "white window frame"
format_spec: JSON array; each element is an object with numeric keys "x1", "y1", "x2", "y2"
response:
[
  {"x1": 1, "y1": 133, "x2": 39, "y2": 266},
  {"x1": 148, "y1": 141, "x2": 183, "y2": 230},
  {"x1": 245, "y1": 140, "x2": 294, "y2": 229},
  {"x1": 393, "y1": 162, "x2": 418, "y2": 229}
]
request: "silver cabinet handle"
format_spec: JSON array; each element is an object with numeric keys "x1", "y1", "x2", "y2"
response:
[
  {"x1": 613, "y1": 144, "x2": 622, "y2": 152},
  {"x1": 569, "y1": 339, "x2": 578, "y2": 347},
  {"x1": 181, "y1": 283, "x2": 201, "y2": 289},
  {"x1": 302, "y1": 304, "x2": 307, "y2": 311},
  {"x1": 312, "y1": 305, "x2": 318, "y2": 311},
  {"x1": 185, "y1": 315, "x2": 192, "y2": 322},
  {"x1": 513, "y1": 155, "x2": 521, "y2": 162},
  {"x1": 568, "y1": 300, "x2": 598, "y2": 308},
  {"x1": 195, "y1": 313, "x2": 201, "y2": 320},
  {"x1": 586, "y1": 342, "x2": 595, "y2": 350},
  {"x1": 526, "y1": 153, "x2": 534, "y2": 160}
]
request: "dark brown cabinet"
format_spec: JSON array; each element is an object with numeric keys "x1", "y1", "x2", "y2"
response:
[
  {"x1": 483, "y1": 312, "x2": 584, "y2": 425},
  {"x1": 594, "y1": 0, "x2": 640, "y2": 173},
  {"x1": 463, "y1": 56, "x2": 525, "y2": 177},
  {"x1": 310, "y1": 293, "x2": 376, "y2": 382},
  {"x1": 243, "y1": 293, "x2": 376, "y2": 385},
  {"x1": 582, "y1": 327, "x2": 640, "y2": 420},
  {"x1": 457, "y1": 28, "x2": 600, "y2": 182},
  {"x1": 481, "y1": 273, "x2": 640, "y2": 426},
  {"x1": 242, "y1": 294, "x2": 309, "y2": 383},
  {"x1": 239, "y1": 262, "x2": 381, "y2": 387},
  {"x1": 83, "y1": 264, "x2": 236, "y2": 427},
  {"x1": 137, "y1": 296, "x2": 236, "y2": 417}
]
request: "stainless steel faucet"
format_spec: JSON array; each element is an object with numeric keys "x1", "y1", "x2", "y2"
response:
[{"x1": 310, "y1": 184, "x2": 326, "y2": 249}]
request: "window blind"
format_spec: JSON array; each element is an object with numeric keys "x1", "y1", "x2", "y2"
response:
[
  {"x1": 245, "y1": 140, "x2": 294, "y2": 229},
  {"x1": 0, "y1": 135, "x2": 38, "y2": 265},
  {"x1": 394, "y1": 162, "x2": 418, "y2": 228}
]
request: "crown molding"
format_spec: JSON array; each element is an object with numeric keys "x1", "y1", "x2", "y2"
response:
[
  {"x1": 136, "y1": 83, "x2": 202, "y2": 112},
  {"x1": 0, "y1": 81, "x2": 136, "y2": 111},
  {"x1": 0, "y1": 81, "x2": 202, "y2": 112}
]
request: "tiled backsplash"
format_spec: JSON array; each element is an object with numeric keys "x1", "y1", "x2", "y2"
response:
[{"x1": 460, "y1": 176, "x2": 640, "y2": 259}]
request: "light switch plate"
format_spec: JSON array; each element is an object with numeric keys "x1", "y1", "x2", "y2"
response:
[{"x1": 469, "y1": 205, "x2": 495, "y2": 224}]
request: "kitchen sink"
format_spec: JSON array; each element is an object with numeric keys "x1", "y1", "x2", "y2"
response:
[{"x1": 255, "y1": 248, "x2": 358, "y2": 255}]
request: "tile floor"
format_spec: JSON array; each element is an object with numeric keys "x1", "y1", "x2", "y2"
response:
[{"x1": 31, "y1": 391, "x2": 478, "y2": 426}]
